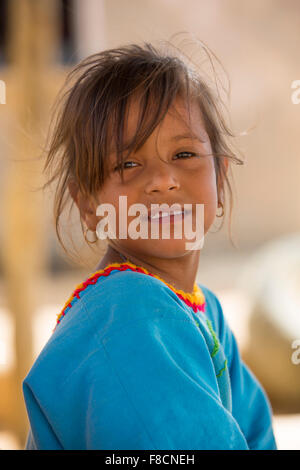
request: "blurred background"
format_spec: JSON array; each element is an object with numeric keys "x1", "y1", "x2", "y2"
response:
[{"x1": 0, "y1": 0, "x2": 299, "y2": 450}]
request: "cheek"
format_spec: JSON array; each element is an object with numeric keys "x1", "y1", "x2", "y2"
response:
[
  {"x1": 93, "y1": 186, "x2": 119, "y2": 230},
  {"x1": 96, "y1": 186, "x2": 137, "y2": 230},
  {"x1": 96, "y1": 182, "x2": 124, "y2": 209},
  {"x1": 190, "y1": 166, "x2": 218, "y2": 229},
  {"x1": 190, "y1": 163, "x2": 218, "y2": 202},
  {"x1": 205, "y1": 179, "x2": 218, "y2": 207}
]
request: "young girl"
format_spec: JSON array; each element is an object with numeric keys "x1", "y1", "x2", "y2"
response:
[{"x1": 22, "y1": 42, "x2": 277, "y2": 450}]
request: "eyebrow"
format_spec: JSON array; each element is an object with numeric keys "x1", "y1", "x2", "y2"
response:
[
  {"x1": 109, "y1": 131, "x2": 207, "y2": 158},
  {"x1": 170, "y1": 132, "x2": 207, "y2": 143}
]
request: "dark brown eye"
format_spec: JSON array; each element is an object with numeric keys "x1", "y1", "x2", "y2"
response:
[
  {"x1": 174, "y1": 152, "x2": 197, "y2": 159},
  {"x1": 113, "y1": 161, "x2": 138, "y2": 171}
]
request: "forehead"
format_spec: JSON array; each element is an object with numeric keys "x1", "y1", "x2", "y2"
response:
[
  {"x1": 106, "y1": 94, "x2": 209, "y2": 158},
  {"x1": 125, "y1": 95, "x2": 208, "y2": 142}
]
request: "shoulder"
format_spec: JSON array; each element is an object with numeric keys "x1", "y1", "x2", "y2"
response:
[
  {"x1": 197, "y1": 284, "x2": 223, "y2": 331},
  {"x1": 23, "y1": 270, "x2": 211, "y2": 410},
  {"x1": 197, "y1": 283, "x2": 234, "y2": 362},
  {"x1": 25, "y1": 268, "x2": 195, "y2": 377},
  {"x1": 54, "y1": 266, "x2": 186, "y2": 330},
  {"x1": 79, "y1": 268, "x2": 196, "y2": 342}
]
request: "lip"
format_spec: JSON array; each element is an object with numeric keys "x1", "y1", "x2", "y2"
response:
[
  {"x1": 147, "y1": 208, "x2": 192, "y2": 223},
  {"x1": 147, "y1": 204, "x2": 188, "y2": 218}
]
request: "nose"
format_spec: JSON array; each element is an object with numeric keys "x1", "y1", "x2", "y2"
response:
[{"x1": 144, "y1": 161, "x2": 180, "y2": 194}]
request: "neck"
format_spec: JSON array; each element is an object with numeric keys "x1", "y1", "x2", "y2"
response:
[{"x1": 95, "y1": 242, "x2": 200, "y2": 294}]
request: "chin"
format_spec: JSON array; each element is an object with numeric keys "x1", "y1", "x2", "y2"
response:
[{"x1": 125, "y1": 238, "x2": 201, "y2": 260}]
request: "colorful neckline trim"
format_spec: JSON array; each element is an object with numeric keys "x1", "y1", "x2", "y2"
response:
[{"x1": 55, "y1": 261, "x2": 206, "y2": 330}]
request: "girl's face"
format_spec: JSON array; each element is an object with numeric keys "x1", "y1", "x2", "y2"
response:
[{"x1": 92, "y1": 96, "x2": 219, "y2": 260}]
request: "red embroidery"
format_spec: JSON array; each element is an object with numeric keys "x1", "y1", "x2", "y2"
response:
[{"x1": 54, "y1": 262, "x2": 205, "y2": 331}]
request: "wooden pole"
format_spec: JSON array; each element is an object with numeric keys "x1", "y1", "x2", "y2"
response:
[{"x1": 2, "y1": 0, "x2": 60, "y2": 447}]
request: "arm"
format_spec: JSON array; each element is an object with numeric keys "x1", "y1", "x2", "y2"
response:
[
  {"x1": 228, "y1": 333, "x2": 277, "y2": 449},
  {"x1": 25, "y1": 429, "x2": 37, "y2": 450},
  {"x1": 23, "y1": 383, "x2": 64, "y2": 450},
  {"x1": 202, "y1": 286, "x2": 277, "y2": 450}
]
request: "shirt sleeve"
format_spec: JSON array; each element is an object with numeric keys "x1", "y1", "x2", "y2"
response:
[
  {"x1": 202, "y1": 287, "x2": 277, "y2": 450},
  {"x1": 76, "y1": 274, "x2": 250, "y2": 450},
  {"x1": 25, "y1": 429, "x2": 37, "y2": 450},
  {"x1": 23, "y1": 385, "x2": 63, "y2": 450}
]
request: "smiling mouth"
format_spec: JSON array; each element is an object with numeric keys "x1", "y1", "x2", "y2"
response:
[{"x1": 148, "y1": 209, "x2": 192, "y2": 223}]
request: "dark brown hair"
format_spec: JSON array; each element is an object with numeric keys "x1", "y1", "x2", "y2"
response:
[{"x1": 42, "y1": 40, "x2": 244, "y2": 264}]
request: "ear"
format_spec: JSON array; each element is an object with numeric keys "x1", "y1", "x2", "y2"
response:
[
  {"x1": 68, "y1": 179, "x2": 79, "y2": 206},
  {"x1": 68, "y1": 179, "x2": 98, "y2": 230}
]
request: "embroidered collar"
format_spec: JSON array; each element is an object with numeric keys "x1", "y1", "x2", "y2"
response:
[{"x1": 55, "y1": 261, "x2": 206, "y2": 330}]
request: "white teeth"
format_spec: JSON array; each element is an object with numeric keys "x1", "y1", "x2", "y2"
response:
[{"x1": 150, "y1": 210, "x2": 183, "y2": 219}]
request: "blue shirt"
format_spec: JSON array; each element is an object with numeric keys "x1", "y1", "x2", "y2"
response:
[{"x1": 22, "y1": 268, "x2": 277, "y2": 450}]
